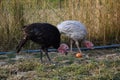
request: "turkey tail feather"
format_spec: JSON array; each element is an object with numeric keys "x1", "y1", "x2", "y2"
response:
[{"x1": 16, "y1": 36, "x2": 28, "y2": 53}]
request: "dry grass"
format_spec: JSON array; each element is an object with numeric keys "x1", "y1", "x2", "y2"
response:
[{"x1": 0, "y1": 0, "x2": 120, "y2": 51}]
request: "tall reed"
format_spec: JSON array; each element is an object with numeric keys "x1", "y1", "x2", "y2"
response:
[{"x1": 0, "y1": 0, "x2": 119, "y2": 51}]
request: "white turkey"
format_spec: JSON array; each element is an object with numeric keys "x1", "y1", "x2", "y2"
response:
[
  {"x1": 16, "y1": 23, "x2": 62, "y2": 62},
  {"x1": 57, "y1": 20, "x2": 94, "y2": 53}
]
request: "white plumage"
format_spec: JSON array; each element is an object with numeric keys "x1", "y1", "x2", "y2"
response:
[{"x1": 57, "y1": 20, "x2": 93, "y2": 53}]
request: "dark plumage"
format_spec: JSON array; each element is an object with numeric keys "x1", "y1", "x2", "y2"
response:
[{"x1": 16, "y1": 23, "x2": 60, "y2": 62}]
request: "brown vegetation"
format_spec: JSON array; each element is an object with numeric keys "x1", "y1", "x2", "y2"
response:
[{"x1": 0, "y1": 0, "x2": 119, "y2": 51}]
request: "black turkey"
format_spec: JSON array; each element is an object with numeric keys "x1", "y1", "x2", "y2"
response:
[{"x1": 16, "y1": 23, "x2": 61, "y2": 62}]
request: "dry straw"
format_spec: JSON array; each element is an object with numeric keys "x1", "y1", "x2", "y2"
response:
[{"x1": 0, "y1": 0, "x2": 119, "y2": 51}]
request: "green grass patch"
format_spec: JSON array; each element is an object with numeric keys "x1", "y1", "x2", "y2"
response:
[{"x1": 0, "y1": 49, "x2": 120, "y2": 80}]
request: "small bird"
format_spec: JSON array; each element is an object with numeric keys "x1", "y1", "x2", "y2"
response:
[
  {"x1": 57, "y1": 20, "x2": 94, "y2": 53},
  {"x1": 16, "y1": 23, "x2": 61, "y2": 62}
]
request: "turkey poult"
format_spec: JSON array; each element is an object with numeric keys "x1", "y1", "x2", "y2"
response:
[
  {"x1": 16, "y1": 23, "x2": 61, "y2": 62},
  {"x1": 57, "y1": 20, "x2": 94, "y2": 53}
]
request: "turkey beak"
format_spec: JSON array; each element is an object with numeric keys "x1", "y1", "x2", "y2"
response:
[{"x1": 16, "y1": 36, "x2": 28, "y2": 53}]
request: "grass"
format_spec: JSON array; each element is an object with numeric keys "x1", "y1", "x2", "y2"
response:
[
  {"x1": 0, "y1": 0, "x2": 120, "y2": 51},
  {"x1": 0, "y1": 1, "x2": 119, "y2": 79},
  {"x1": 0, "y1": 49, "x2": 120, "y2": 80}
]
